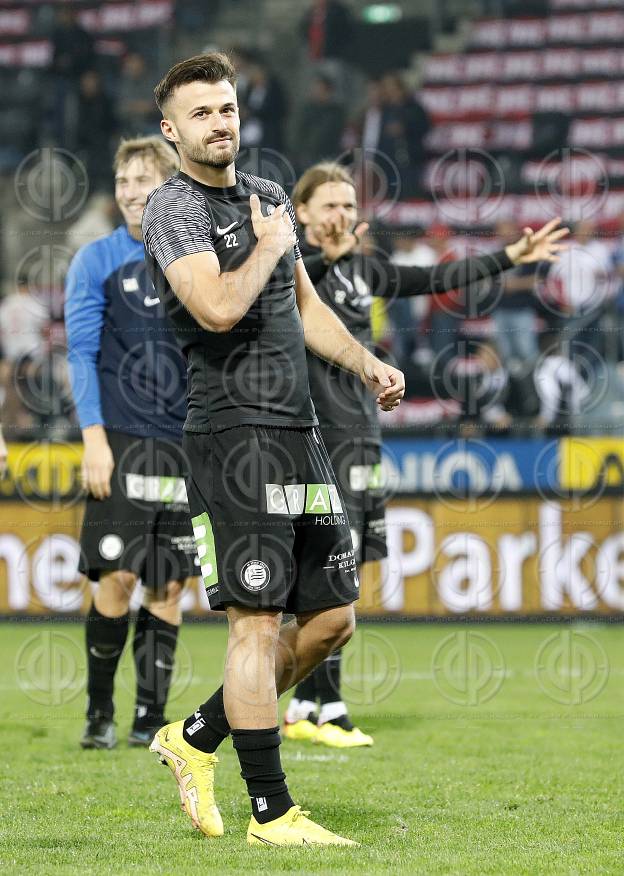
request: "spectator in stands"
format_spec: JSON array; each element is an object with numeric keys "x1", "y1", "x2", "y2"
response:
[
  {"x1": 491, "y1": 219, "x2": 543, "y2": 370},
  {"x1": 235, "y1": 48, "x2": 288, "y2": 154},
  {"x1": 50, "y1": 7, "x2": 94, "y2": 80},
  {"x1": 0, "y1": 276, "x2": 49, "y2": 436},
  {"x1": 46, "y1": 6, "x2": 95, "y2": 148},
  {"x1": 348, "y1": 73, "x2": 430, "y2": 201},
  {"x1": 117, "y1": 53, "x2": 159, "y2": 137},
  {"x1": 295, "y1": 72, "x2": 346, "y2": 170},
  {"x1": 300, "y1": 0, "x2": 354, "y2": 63},
  {"x1": 424, "y1": 224, "x2": 462, "y2": 364},
  {"x1": 534, "y1": 329, "x2": 590, "y2": 433},
  {"x1": 609, "y1": 215, "x2": 624, "y2": 361},
  {"x1": 388, "y1": 227, "x2": 434, "y2": 369},
  {"x1": 457, "y1": 339, "x2": 511, "y2": 434},
  {"x1": 377, "y1": 72, "x2": 430, "y2": 198},
  {"x1": 75, "y1": 71, "x2": 118, "y2": 191},
  {"x1": 549, "y1": 219, "x2": 611, "y2": 355}
]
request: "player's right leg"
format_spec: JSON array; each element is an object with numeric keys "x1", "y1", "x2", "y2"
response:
[
  {"x1": 81, "y1": 570, "x2": 135, "y2": 749},
  {"x1": 78, "y1": 430, "x2": 156, "y2": 749}
]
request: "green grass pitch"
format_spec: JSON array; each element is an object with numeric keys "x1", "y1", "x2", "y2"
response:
[{"x1": 1, "y1": 620, "x2": 622, "y2": 874}]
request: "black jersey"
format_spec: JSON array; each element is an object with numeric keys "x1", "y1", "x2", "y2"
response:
[
  {"x1": 142, "y1": 170, "x2": 317, "y2": 433},
  {"x1": 302, "y1": 238, "x2": 514, "y2": 445}
]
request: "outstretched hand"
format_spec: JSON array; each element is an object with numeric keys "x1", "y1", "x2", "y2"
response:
[{"x1": 505, "y1": 217, "x2": 570, "y2": 265}]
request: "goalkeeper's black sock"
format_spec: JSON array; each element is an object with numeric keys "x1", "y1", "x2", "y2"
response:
[
  {"x1": 183, "y1": 686, "x2": 230, "y2": 753},
  {"x1": 292, "y1": 672, "x2": 316, "y2": 703},
  {"x1": 315, "y1": 650, "x2": 343, "y2": 705},
  {"x1": 132, "y1": 607, "x2": 178, "y2": 726},
  {"x1": 232, "y1": 727, "x2": 294, "y2": 824},
  {"x1": 85, "y1": 602, "x2": 129, "y2": 719},
  {"x1": 325, "y1": 712, "x2": 354, "y2": 731}
]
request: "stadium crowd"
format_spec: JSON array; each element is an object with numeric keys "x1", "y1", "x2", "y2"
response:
[{"x1": 1, "y1": 0, "x2": 624, "y2": 439}]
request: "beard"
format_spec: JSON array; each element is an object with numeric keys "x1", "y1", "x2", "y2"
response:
[{"x1": 183, "y1": 135, "x2": 239, "y2": 169}]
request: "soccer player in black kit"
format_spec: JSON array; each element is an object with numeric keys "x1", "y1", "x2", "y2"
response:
[
  {"x1": 283, "y1": 163, "x2": 569, "y2": 747},
  {"x1": 143, "y1": 53, "x2": 405, "y2": 847}
]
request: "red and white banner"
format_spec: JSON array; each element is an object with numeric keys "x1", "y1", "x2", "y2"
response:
[
  {"x1": 550, "y1": 0, "x2": 622, "y2": 9},
  {"x1": 470, "y1": 12, "x2": 624, "y2": 49},
  {"x1": 78, "y1": 0, "x2": 173, "y2": 33},
  {"x1": 420, "y1": 81, "x2": 624, "y2": 122},
  {"x1": 425, "y1": 117, "x2": 624, "y2": 153},
  {"x1": 0, "y1": 7, "x2": 29, "y2": 35},
  {"x1": 424, "y1": 48, "x2": 624, "y2": 84},
  {"x1": 375, "y1": 189, "x2": 624, "y2": 229},
  {"x1": 0, "y1": 38, "x2": 50, "y2": 66}
]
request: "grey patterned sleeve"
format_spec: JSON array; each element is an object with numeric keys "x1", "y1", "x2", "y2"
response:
[
  {"x1": 281, "y1": 191, "x2": 301, "y2": 261},
  {"x1": 142, "y1": 180, "x2": 215, "y2": 272}
]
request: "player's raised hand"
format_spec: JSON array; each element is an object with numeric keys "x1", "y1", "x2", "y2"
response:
[
  {"x1": 505, "y1": 217, "x2": 570, "y2": 265},
  {"x1": 361, "y1": 356, "x2": 405, "y2": 411},
  {"x1": 249, "y1": 193, "x2": 296, "y2": 258},
  {"x1": 316, "y1": 219, "x2": 369, "y2": 263},
  {"x1": 81, "y1": 426, "x2": 115, "y2": 500}
]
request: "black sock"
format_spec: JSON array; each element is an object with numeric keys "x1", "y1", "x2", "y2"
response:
[
  {"x1": 292, "y1": 672, "x2": 316, "y2": 704},
  {"x1": 326, "y1": 713, "x2": 354, "y2": 731},
  {"x1": 314, "y1": 650, "x2": 342, "y2": 705},
  {"x1": 132, "y1": 607, "x2": 178, "y2": 726},
  {"x1": 85, "y1": 602, "x2": 129, "y2": 719},
  {"x1": 183, "y1": 686, "x2": 230, "y2": 753},
  {"x1": 232, "y1": 727, "x2": 294, "y2": 824}
]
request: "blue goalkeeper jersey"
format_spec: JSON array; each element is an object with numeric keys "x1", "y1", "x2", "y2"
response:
[{"x1": 64, "y1": 224, "x2": 187, "y2": 439}]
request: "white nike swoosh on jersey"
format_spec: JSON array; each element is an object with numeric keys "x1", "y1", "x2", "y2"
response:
[
  {"x1": 143, "y1": 295, "x2": 160, "y2": 307},
  {"x1": 216, "y1": 221, "x2": 238, "y2": 235}
]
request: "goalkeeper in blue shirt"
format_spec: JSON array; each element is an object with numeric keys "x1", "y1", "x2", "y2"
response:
[{"x1": 65, "y1": 137, "x2": 197, "y2": 749}]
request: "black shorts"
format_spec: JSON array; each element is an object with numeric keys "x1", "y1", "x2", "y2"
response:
[
  {"x1": 79, "y1": 430, "x2": 197, "y2": 593},
  {"x1": 322, "y1": 437, "x2": 388, "y2": 565},
  {"x1": 184, "y1": 425, "x2": 359, "y2": 613}
]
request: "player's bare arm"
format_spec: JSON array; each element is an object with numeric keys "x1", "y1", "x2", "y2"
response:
[
  {"x1": 81, "y1": 424, "x2": 115, "y2": 500},
  {"x1": 294, "y1": 259, "x2": 405, "y2": 411},
  {"x1": 164, "y1": 194, "x2": 295, "y2": 331}
]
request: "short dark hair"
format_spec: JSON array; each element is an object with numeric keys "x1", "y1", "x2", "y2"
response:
[{"x1": 154, "y1": 52, "x2": 237, "y2": 112}]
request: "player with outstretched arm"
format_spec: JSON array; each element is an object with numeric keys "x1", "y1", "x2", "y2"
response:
[{"x1": 283, "y1": 162, "x2": 568, "y2": 748}]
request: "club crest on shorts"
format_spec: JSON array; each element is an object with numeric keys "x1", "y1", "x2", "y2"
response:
[
  {"x1": 99, "y1": 534, "x2": 124, "y2": 560},
  {"x1": 240, "y1": 560, "x2": 270, "y2": 592}
]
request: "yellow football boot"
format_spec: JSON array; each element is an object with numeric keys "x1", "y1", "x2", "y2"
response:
[
  {"x1": 149, "y1": 720, "x2": 224, "y2": 837},
  {"x1": 247, "y1": 805, "x2": 358, "y2": 846},
  {"x1": 282, "y1": 719, "x2": 318, "y2": 742},
  {"x1": 314, "y1": 722, "x2": 374, "y2": 748}
]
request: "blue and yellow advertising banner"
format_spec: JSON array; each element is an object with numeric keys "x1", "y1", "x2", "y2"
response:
[{"x1": 1, "y1": 440, "x2": 623, "y2": 616}]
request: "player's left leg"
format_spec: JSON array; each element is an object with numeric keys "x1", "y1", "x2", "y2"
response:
[
  {"x1": 314, "y1": 647, "x2": 373, "y2": 748},
  {"x1": 128, "y1": 577, "x2": 184, "y2": 746},
  {"x1": 282, "y1": 672, "x2": 318, "y2": 741}
]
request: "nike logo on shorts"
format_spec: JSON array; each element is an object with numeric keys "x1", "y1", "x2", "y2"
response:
[{"x1": 144, "y1": 295, "x2": 160, "y2": 307}]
